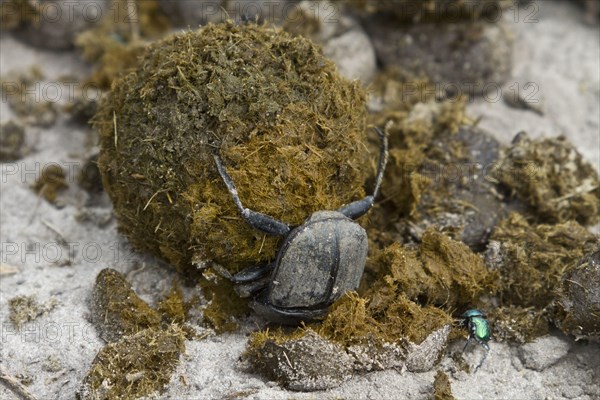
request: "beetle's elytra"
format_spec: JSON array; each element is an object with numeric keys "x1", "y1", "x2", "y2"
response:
[{"x1": 269, "y1": 211, "x2": 367, "y2": 308}]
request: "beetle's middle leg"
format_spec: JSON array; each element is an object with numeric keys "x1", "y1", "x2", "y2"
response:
[
  {"x1": 232, "y1": 262, "x2": 273, "y2": 284},
  {"x1": 232, "y1": 262, "x2": 274, "y2": 298},
  {"x1": 462, "y1": 336, "x2": 489, "y2": 372},
  {"x1": 214, "y1": 154, "x2": 291, "y2": 236},
  {"x1": 462, "y1": 336, "x2": 472, "y2": 353},
  {"x1": 474, "y1": 342, "x2": 490, "y2": 371}
]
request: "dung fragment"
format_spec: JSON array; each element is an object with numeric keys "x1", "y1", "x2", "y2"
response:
[
  {"x1": 408, "y1": 126, "x2": 509, "y2": 250},
  {"x1": 243, "y1": 292, "x2": 451, "y2": 390},
  {"x1": 73, "y1": 0, "x2": 170, "y2": 90},
  {"x1": 156, "y1": 282, "x2": 189, "y2": 325},
  {"x1": 318, "y1": 290, "x2": 453, "y2": 346},
  {"x1": 65, "y1": 91, "x2": 98, "y2": 125},
  {"x1": 42, "y1": 354, "x2": 63, "y2": 373},
  {"x1": 78, "y1": 325, "x2": 185, "y2": 400},
  {"x1": 575, "y1": 0, "x2": 600, "y2": 24},
  {"x1": 1, "y1": 67, "x2": 58, "y2": 127},
  {"x1": 31, "y1": 164, "x2": 68, "y2": 205},
  {"x1": 83, "y1": 268, "x2": 195, "y2": 399},
  {"x1": 242, "y1": 329, "x2": 354, "y2": 391},
  {"x1": 307, "y1": 294, "x2": 403, "y2": 372},
  {"x1": 554, "y1": 247, "x2": 600, "y2": 341},
  {"x1": 0, "y1": 0, "x2": 38, "y2": 31},
  {"x1": 283, "y1": 0, "x2": 376, "y2": 83},
  {"x1": 490, "y1": 306, "x2": 549, "y2": 344},
  {"x1": 370, "y1": 76, "x2": 469, "y2": 219},
  {"x1": 449, "y1": 351, "x2": 471, "y2": 374},
  {"x1": 348, "y1": 1, "x2": 514, "y2": 95},
  {"x1": 134, "y1": 0, "x2": 171, "y2": 38},
  {"x1": 89, "y1": 268, "x2": 161, "y2": 342},
  {"x1": 405, "y1": 325, "x2": 450, "y2": 373},
  {"x1": 489, "y1": 213, "x2": 599, "y2": 309},
  {"x1": 494, "y1": 132, "x2": 600, "y2": 225},
  {"x1": 198, "y1": 268, "x2": 248, "y2": 332},
  {"x1": 346, "y1": 336, "x2": 405, "y2": 372},
  {"x1": 370, "y1": 230, "x2": 498, "y2": 309},
  {"x1": 362, "y1": 17, "x2": 513, "y2": 97},
  {"x1": 432, "y1": 370, "x2": 455, "y2": 400},
  {"x1": 77, "y1": 153, "x2": 103, "y2": 194},
  {"x1": 315, "y1": 292, "x2": 379, "y2": 343},
  {"x1": 15, "y1": 0, "x2": 107, "y2": 50},
  {"x1": 75, "y1": 30, "x2": 147, "y2": 90},
  {"x1": 365, "y1": 71, "x2": 501, "y2": 248},
  {"x1": 9, "y1": 295, "x2": 57, "y2": 328},
  {"x1": 75, "y1": 208, "x2": 113, "y2": 227},
  {"x1": 0, "y1": 120, "x2": 26, "y2": 161}
]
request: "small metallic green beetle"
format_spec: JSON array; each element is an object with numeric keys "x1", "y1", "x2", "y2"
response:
[{"x1": 461, "y1": 309, "x2": 491, "y2": 370}]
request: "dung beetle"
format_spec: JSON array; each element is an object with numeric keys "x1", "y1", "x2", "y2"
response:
[
  {"x1": 213, "y1": 127, "x2": 388, "y2": 325},
  {"x1": 461, "y1": 309, "x2": 491, "y2": 370}
]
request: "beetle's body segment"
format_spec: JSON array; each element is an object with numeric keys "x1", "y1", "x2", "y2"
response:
[
  {"x1": 268, "y1": 211, "x2": 368, "y2": 310},
  {"x1": 213, "y1": 127, "x2": 388, "y2": 324}
]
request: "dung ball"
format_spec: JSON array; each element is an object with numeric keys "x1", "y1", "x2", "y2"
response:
[{"x1": 96, "y1": 22, "x2": 371, "y2": 275}]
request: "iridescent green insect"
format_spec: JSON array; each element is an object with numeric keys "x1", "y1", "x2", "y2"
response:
[{"x1": 461, "y1": 309, "x2": 490, "y2": 370}]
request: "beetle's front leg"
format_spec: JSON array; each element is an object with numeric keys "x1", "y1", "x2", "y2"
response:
[
  {"x1": 214, "y1": 154, "x2": 290, "y2": 236},
  {"x1": 337, "y1": 127, "x2": 388, "y2": 220}
]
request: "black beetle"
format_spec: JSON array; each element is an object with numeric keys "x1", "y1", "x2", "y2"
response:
[{"x1": 213, "y1": 127, "x2": 388, "y2": 325}]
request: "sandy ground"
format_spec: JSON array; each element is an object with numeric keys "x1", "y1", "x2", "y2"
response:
[{"x1": 1, "y1": 1, "x2": 599, "y2": 399}]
